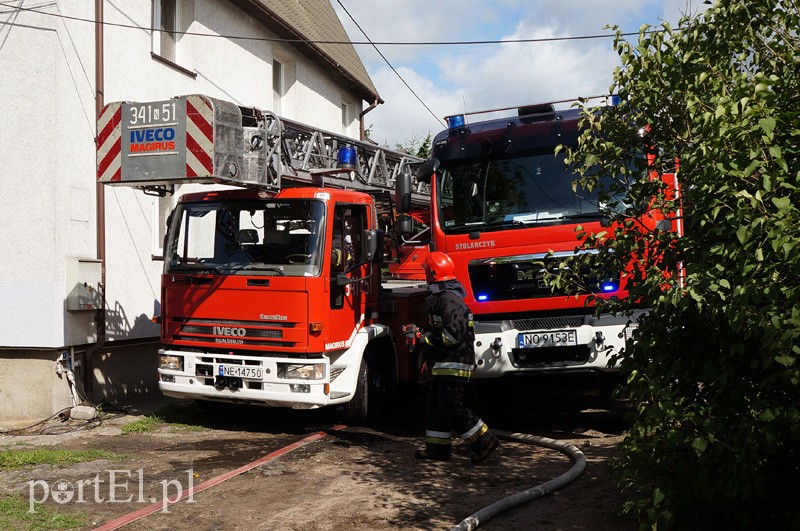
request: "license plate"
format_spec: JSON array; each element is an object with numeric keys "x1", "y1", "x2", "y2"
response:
[
  {"x1": 517, "y1": 329, "x2": 578, "y2": 348},
  {"x1": 219, "y1": 365, "x2": 263, "y2": 379}
]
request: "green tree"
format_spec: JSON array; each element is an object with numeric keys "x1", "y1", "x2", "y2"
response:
[
  {"x1": 395, "y1": 133, "x2": 432, "y2": 159},
  {"x1": 560, "y1": 1, "x2": 799, "y2": 527}
]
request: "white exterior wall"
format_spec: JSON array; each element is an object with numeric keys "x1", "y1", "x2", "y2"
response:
[{"x1": 0, "y1": 0, "x2": 365, "y2": 350}]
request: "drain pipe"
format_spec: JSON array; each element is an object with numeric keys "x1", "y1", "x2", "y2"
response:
[
  {"x1": 86, "y1": 0, "x2": 106, "y2": 398},
  {"x1": 451, "y1": 431, "x2": 587, "y2": 531},
  {"x1": 359, "y1": 96, "x2": 382, "y2": 141}
]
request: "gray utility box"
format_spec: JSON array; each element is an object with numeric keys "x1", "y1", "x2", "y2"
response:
[{"x1": 66, "y1": 258, "x2": 102, "y2": 311}]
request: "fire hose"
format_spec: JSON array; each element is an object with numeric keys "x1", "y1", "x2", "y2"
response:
[
  {"x1": 92, "y1": 424, "x2": 584, "y2": 530},
  {"x1": 451, "y1": 430, "x2": 587, "y2": 531}
]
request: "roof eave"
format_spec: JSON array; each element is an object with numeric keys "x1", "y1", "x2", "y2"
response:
[{"x1": 229, "y1": 0, "x2": 382, "y2": 104}]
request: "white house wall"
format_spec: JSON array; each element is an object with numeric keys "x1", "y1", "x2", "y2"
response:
[{"x1": 1, "y1": 0, "x2": 366, "y2": 350}]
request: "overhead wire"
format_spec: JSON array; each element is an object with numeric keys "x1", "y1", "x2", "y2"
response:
[
  {"x1": 0, "y1": 1, "x2": 646, "y2": 47},
  {"x1": 335, "y1": 0, "x2": 444, "y2": 128},
  {"x1": 0, "y1": 0, "x2": 649, "y2": 129}
]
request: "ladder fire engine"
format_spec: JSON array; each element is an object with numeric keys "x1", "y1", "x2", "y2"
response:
[{"x1": 97, "y1": 94, "x2": 431, "y2": 422}]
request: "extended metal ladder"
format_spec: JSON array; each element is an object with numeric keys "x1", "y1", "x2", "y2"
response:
[{"x1": 97, "y1": 95, "x2": 430, "y2": 207}]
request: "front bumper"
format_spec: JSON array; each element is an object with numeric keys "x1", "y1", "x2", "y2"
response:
[
  {"x1": 472, "y1": 310, "x2": 644, "y2": 378},
  {"x1": 157, "y1": 348, "x2": 353, "y2": 409}
]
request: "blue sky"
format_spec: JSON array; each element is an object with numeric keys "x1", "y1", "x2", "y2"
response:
[{"x1": 332, "y1": 0, "x2": 711, "y2": 148}]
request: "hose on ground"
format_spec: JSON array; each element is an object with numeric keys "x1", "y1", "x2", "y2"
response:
[{"x1": 451, "y1": 430, "x2": 587, "y2": 531}]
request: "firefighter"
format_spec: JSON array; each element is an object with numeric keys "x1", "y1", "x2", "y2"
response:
[{"x1": 408, "y1": 251, "x2": 499, "y2": 464}]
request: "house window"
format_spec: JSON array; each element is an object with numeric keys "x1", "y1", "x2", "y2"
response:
[
  {"x1": 273, "y1": 59, "x2": 284, "y2": 114},
  {"x1": 153, "y1": 0, "x2": 179, "y2": 63},
  {"x1": 341, "y1": 103, "x2": 349, "y2": 132}
]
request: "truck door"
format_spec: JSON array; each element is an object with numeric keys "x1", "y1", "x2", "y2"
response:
[{"x1": 329, "y1": 204, "x2": 368, "y2": 345}]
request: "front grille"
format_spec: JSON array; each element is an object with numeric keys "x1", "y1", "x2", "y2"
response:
[
  {"x1": 469, "y1": 255, "x2": 616, "y2": 302},
  {"x1": 172, "y1": 316, "x2": 297, "y2": 348},
  {"x1": 175, "y1": 317, "x2": 294, "y2": 328},
  {"x1": 181, "y1": 325, "x2": 283, "y2": 338},
  {"x1": 513, "y1": 316, "x2": 586, "y2": 330},
  {"x1": 511, "y1": 345, "x2": 590, "y2": 367}
]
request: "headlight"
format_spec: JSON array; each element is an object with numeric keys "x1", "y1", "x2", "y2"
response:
[
  {"x1": 278, "y1": 363, "x2": 325, "y2": 380},
  {"x1": 159, "y1": 354, "x2": 183, "y2": 371}
]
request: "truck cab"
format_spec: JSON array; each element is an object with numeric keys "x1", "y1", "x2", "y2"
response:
[
  {"x1": 409, "y1": 102, "x2": 671, "y2": 402},
  {"x1": 158, "y1": 186, "x2": 389, "y2": 417}
]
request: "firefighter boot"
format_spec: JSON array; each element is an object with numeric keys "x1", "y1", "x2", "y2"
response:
[
  {"x1": 468, "y1": 429, "x2": 500, "y2": 465},
  {"x1": 415, "y1": 440, "x2": 452, "y2": 461}
]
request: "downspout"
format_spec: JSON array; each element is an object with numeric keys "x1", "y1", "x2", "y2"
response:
[
  {"x1": 359, "y1": 96, "x2": 382, "y2": 141},
  {"x1": 86, "y1": 0, "x2": 106, "y2": 397}
]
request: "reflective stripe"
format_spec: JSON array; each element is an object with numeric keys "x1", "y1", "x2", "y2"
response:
[
  {"x1": 426, "y1": 430, "x2": 453, "y2": 439},
  {"x1": 431, "y1": 368, "x2": 471, "y2": 379},
  {"x1": 434, "y1": 362, "x2": 473, "y2": 371},
  {"x1": 432, "y1": 361, "x2": 473, "y2": 379},
  {"x1": 463, "y1": 422, "x2": 489, "y2": 443},
  {"x1": 425, "y1": 437, "x2": 453, "y2": 446}
]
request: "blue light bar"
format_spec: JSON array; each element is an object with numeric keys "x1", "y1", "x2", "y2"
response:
[
  {"x1": 477, "y1": 294, "x2": 489, "y2": 301},
  {"x1": 446, "y1": 114, "x2": 465, "y2": 129},
  {"x1": 336, "y1": 145, "x2": 357, "y2": 169}
]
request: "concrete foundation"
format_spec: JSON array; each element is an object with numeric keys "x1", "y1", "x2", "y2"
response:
[{"x1": 0, "y1": 340, "x2": 160, "y2": 428}]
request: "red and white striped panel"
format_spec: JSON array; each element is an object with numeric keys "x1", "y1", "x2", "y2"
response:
[
  {"x1": 97, "y1": 102, "x2": 122, "y2": 182},
  {"x1": 185, "y1": 95, "x2": 214, "y2": 177}
]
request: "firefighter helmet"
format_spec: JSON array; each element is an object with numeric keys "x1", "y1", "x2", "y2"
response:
[{"x1": 423, "y1": 251, "x2": 456, "y2": 283}]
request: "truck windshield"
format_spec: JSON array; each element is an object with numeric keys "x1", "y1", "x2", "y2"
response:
[
  {"x1": 164, "y1": 199, "x2": 325, "y2": 276},
  {"x1": 437, "y1": 150, "x2": 627, "y2": 233}
]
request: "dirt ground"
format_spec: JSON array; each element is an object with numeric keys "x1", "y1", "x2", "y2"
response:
[{"x1": 0, "y1": 395, "x2": 637, "y2": 530}]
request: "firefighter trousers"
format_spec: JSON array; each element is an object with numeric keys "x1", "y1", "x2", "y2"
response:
[{"x1": 422, "y1": 378, "x2": 498, "y2": 462}]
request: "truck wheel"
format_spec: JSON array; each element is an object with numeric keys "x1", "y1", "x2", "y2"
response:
[
  {"x1": 344, "y1": 350, "x2": 395, "y2": 425},
  {"x1": 344, "y1": 357, "x2": 370, "y2": 424}
]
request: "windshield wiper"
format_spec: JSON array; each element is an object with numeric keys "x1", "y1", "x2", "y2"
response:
[
  {"x1": 226, "y1": 264, "x2": 286, "y2": 276},
  {"x1": 170, "y1": 262, "x2": 222, "y2": 274},
  {"x1": 482, "y1": 218, "x2": 525, "y2": 228}
]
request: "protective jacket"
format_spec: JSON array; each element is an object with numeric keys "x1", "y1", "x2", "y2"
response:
[{"x1": 420, "y1": 279, "x2": 475, "y2": 380}]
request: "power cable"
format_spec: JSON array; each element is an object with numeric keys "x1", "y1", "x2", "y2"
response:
[
  {"x1": 335, "y1": 0, "x2": 444, "y2": 128},
  {"x1": 0, "y1": 1, "x2": 649, "y2": 47}
]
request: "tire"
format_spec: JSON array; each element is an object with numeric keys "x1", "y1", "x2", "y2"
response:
[
  {"x1": 344, "y1": 347, "x2": 397, "y2": 425},
  {"x1": 466, "y1": 379, "x2": 507, "y2": 425},
  {"x1": 344, "y1": 357, "x2": 370, "y2": 424}
]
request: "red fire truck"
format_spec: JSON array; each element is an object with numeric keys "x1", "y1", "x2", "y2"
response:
[
  {"x1": 397, "y1": 100, "x2": 680, "y2": 406},
  {"x1": 97, "y1": 95, "x2": 431, "y2": 422}
]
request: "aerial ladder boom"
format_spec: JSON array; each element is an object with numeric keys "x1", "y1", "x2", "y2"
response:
[{"x1": 96, "y1": 94, "x2": 430, "y2": 207}]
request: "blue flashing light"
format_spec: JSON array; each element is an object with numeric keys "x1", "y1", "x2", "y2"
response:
[
  {"x1": 476, "y1": 294, "x2": 489, "y2": 302},
  {"x1": 336, "y1": 145, "x2": 357, "y2": 169},
  {"x1": 610, "y1": 94, "x2": 621, "y2": 106},
  {"x1": 446, "y1": 114, "x2": 465, "y2": 129},
  {"x1": 600, "y1": 280, "x2": 619, "y2": 292}
]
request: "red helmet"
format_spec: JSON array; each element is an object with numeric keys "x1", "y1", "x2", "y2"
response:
[{"x1": 423, "y1": 251, "x2": 456, "y2": 282}]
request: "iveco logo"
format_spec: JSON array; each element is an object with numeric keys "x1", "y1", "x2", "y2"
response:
[{"x1": 213, "y1": 326, "x2": 246, "y2": 337}]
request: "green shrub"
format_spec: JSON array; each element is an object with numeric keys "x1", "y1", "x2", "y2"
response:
[{"x1": 559, "y1": 1, "x2": 800, "y2": 527}]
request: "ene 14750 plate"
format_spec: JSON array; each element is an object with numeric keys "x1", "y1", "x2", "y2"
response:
[{"x1": 219, "y1": 365, "x2": 263, "y2": 379}]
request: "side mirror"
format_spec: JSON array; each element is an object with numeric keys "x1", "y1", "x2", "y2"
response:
[
  {"x1": 415, "y1": 158, "x2": 439, "y2": 184},
  {"x1": 362, "y1": 229, "x2": 379, "y2": 263},
  {"x1": 396, "y1": 214, "x2": 413, "y2": 235},
  {"x1": 395, "y1": 172, "x2": 412, "y2": 214}
]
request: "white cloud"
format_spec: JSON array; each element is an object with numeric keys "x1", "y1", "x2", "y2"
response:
[{"x1": 332, "y1": 0, "x2": 698, "y2": 147}]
